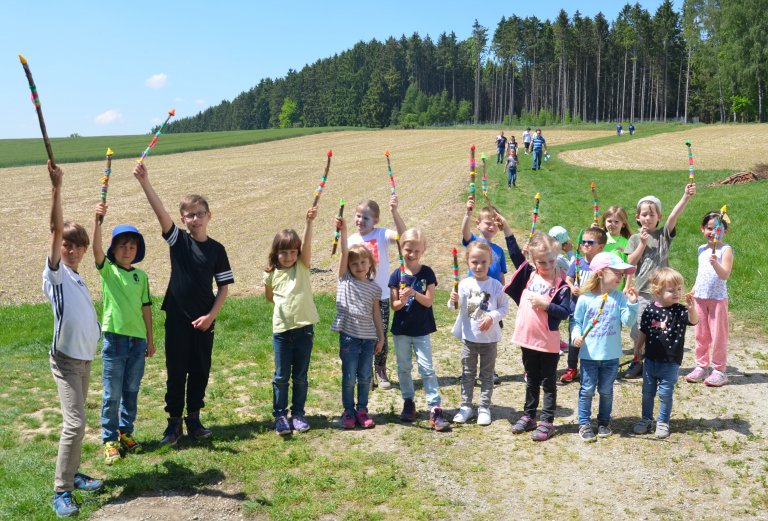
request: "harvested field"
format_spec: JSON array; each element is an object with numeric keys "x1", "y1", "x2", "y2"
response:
[{"x1": 559, "y1": 123, "x2": 768, "y2": 170}]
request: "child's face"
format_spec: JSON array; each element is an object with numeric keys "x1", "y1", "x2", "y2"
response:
[
  {"x1": 657, "y1": 282, "x2": 683, "y2": 307},
  {"x1": 580, "y1": 233, "x2": 605, "y2": 261},
  {"x1": 600, "y1": 268, "x2": 625, "y2": 292},
  {"x1": 467, "y1": 248, "x2": 491, "y2": 280},
  {"x1": 354, "y1": 208, "x2": 378, "y2": 236},
  {"x1": 476, "y1": 214, "x2": 498, "y2": 239},
  {"x1": 532, "y1": 250, "x2": 557, "y2": 278},
  {"x1": 348, "y1": 255, "x2": 371, "y2": 281},
  {"x1": 401, "y1": 241, "x2": 424, "y2": 269},
  {"x1": 113, "y1": 238, "x2": 138, "y2": 269},
  {"x1": 701, "y1": 218, "x2": 725, "y2": 243},
  {"x1": 636, "y1": 203, "x2": 661, "y2": 230},
  {"x1": 277, "y1": 248, "x2": 298, "y2": 269},
  {"x1": 181, "y1": 204, "x2": 211, "y2": 238},
  {"x1": 604, "y1": 215, "x2": 624, "y2": 236},
  {"x1": 60, "y1": 239, "x2": 87, "y2": 270}
]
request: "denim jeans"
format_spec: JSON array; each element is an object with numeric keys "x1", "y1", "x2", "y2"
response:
[
  {"x1": 532, "y1": 149, "x2": 542, "y2": 169},
  {"x1": 578, "y1": 358, "x2": 619, "y2": 426},
  {"x1": 393, "y1": 335, "x2": 440, "y2": 407},
  {"x1": 101, "y1": 332, "x2": 147, "y2": 442},
  {"x1": 641, "y1": 359, "x2": 679, "y2": 423},
  {"x1": 507, "y1": 166, "x2": 517, "y2": 187},
  {"x1": 272, "y1": 325, "x2": 314, "y2": 418},
  {"x1": 339, "y1": 334, "x2": 374, "y2": 413}
]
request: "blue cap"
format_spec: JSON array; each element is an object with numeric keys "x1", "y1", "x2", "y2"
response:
[{"x1": 107, "y1": 225, "x2": 145, "y2": 264}]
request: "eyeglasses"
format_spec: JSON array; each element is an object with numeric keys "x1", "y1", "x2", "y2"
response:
[
  {"x1": 581, "y1": 240, "x2": 596, "y2": 246},
  {"x1": 183, "y1": 211, "x2": 208, "y2": 220}
]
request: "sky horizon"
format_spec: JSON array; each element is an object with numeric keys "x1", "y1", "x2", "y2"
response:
[{"x1": 2, "y1": 0, "x2": 680, "y2": 139}]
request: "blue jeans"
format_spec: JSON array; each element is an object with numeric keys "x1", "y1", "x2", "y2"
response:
[
  {"x1": 578, "y1": 358, "x2": 619, "y2": 426},
  {"x1": 393, "y1": 335, "x2": 440, "y2": 407},
  {"x1": 101, "y1": 332, "x2": 147, "y2": 442},
  {"x1": 641, "y1": 359, "x2": 679, "y2": 423},
  {"x1": 507, "y1": 166, "x2": 517, "y2": 187},
  {"x1": 532, "y1": 149, "x2": 542, "y2": 169},
  {"x1": 272, "y1": 325, "x2": 314, "y2": 418},
  {"x1": 339, "y1": 334, "x2": 374, "y2": 413}
]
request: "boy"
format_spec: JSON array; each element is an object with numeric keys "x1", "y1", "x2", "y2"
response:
[
  {"x1": 522, "y1": 127, "x2": 532, "y2": 155},
  {"x1": 623, "y1": 184, "x2": 696, "y2": 378},
  {"x1": 561, "y1": 227, "x2": 607, "y2": 383},
  {"x1": 348, "y1": 195, "x2": 407, "y2": 389},
  {"x1": 43, "y1": 161, "x2": 104, "y2": 517},
  {"x1": 93, "y1": 202, "x2": 154, "y2": 463},
  {"x1": 133, "y1": 162, "x2": 234, "y2": 444}
]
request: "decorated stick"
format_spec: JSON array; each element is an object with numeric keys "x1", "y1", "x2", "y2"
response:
[
  {"x1": 468, "y1": 144, "x2": 476, "y2": 201},
  {"x1": 712, "y1": 204, "x2": 729, "y2": 254},
  {"x1": 581, "y1": 293, "x2": 608, "y2": 338},
  {"x1": 452, "y1": 247, "x2": 459, "y2": 310},
  {"x1": 98, "y1": 148, "x2": 114, "y2": 224},
  {"x1": 312, "y1": 149, "x2": 333, "y2": 207},
  {"x1": 480, "y1": 153, "x2": 489, "y2": 198},
  {"x1": 529, "y1": 193, "x2": 541, "y2": 238},
  {"x1": 18, "y1": 55, "x2": 56, "y2": 167},
  {"x1": 574, "y1": 228, "x2": 585, "y2": 286},
  {"x1": 331, "y1": 198, "x2": 346, "y2": 255},
  {"x1": 137, "y1": 108, "x2": 175, "y2": 163},
  {"x1": 591, "y1": 181, "x2": 600, "y2": 224},
  {"x1": 384, "y1": 149, "x2": 396, "y2": 195},
  {"x1": 685, "y1": 140, "x2": 695, "y2": 183}
]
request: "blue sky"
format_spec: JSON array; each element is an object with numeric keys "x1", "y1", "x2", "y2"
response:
[{"x1": 2, "y1": 0, "x2": 679, "y2": 139}]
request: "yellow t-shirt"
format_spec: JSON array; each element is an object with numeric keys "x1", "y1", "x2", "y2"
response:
[{"x1": 263, "y1": 262, "x2": 319, "y2": 333}]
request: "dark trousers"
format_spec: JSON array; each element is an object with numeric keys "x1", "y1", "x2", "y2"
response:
[
  {"x1": 522, "y1": 347, "x2": 559, "y2": 423},
  {"x1": 164, "y1": 311, "x2": 215, "y2": 417},
  {"x1": 567, "y1": 316, "x2": 579, "y2": 370}
]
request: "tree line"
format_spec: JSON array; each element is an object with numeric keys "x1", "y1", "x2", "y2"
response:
[{"x1": 162, "y1": 0, "x2": 766, "y2": 134}]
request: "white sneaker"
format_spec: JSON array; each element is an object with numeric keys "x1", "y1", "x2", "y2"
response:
[
  {"x1": 477, "y1": 407, "x2": 492, "y2": 426},
  {"x1": 452, "y1": 406, "x2": 474, "y2": 424}
]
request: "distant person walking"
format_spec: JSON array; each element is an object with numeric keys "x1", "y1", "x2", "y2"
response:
[
  {"x1": 495, "y1": 131, "x2": 507, "y2": 164},
  {"x1": 629, "y1": 123, "x2": 635, "y2": 136},
  {"x1": 522, "y1": 128, "x2": 532, "y2": 155},
  {"x1": 616, "y1": 123, "x2": 623, "y2": 136},
  {"x1": 531, "y1": 129, "x2": 547, "y2": 170}
]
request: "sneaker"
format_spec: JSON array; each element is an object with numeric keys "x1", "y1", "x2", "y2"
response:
[
  {"x1": 622, "y1": 360, "x2": 643, "y2": 379},
  {"x1": 73, "y1": 472, "x2": 103, "y2": 493},
  {"x1": 275, "y1": 415, "x2": 292, "y2": 436},
  {"x1": 400, "y1": 399, "x2": 417, "y2": 422},
  {"x1": 560, "y1": 367, "x2": 578, "y2": 384},
  {"x1": 291, "y1": 415, "x2": 310, "y2": 433},
  {"x1": 633, "y1": 418, "x2": 653, "y2": 435},
  {"x1": 531, "y1": 421, "x2": 555, "y2": 441},
  {"x1": 52, "y1": 491, "x2": 79, "y2": 518},
  {"x1": 704, "y1": 369, "x2": 728, "y2": 387},
  {"x1": 511, "y1": 414, "x2": 537, "y2": 434},
  {"x1": 597, "y1": 424, "x2": 613, "y2": 438},
  {"x1": 118, "y1": 431, "x2": 142, "y2": 454},
  {"x1": 493, "y1": 373, "x2": 501, "y2": 385},
  {"x1": 429, "y1": 407, "x2": 451, "y2": 432},
  {"x1": 685, "y1": 366, "x2": 708, "y2": 383},
  {"x1": 655, "y1": 421, "x2": 671, "y2": 439},
  {"x1": 355, "y1": 408, "x2": 375, "y2": 428},
  {"x1": 341, "y1": 411, "x2": 356, "y2": 429},
  {"x1": 477, "y1": 407, "x2": 492, "y2": 426},
  {"x1": 376, "y1": 367, "x2": 392, "y2": 390},
  {"x1": 184, "y1": 412, "x2": 212, "y2": 439},
  {"x1": 579, "y1": 424, "x2": 596, "y2": 442},
  {"x1": 453, "y1": 406, "x2": 474, "y2": 424},
  {"x1": 559, "y1": 340, "x2": 569, "y2": 354},
  {"x1": 160, "y1": 417, "x2": 183, "y2": 446},
  {"x1": 103, "y1": 440, "x2": 121, "y2": 465}
]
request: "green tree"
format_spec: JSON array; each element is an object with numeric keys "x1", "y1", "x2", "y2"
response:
[{"x1": 279, "y1": 97, "x2": 298, "y2": 128}]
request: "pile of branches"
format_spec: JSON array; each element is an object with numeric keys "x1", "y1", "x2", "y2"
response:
[{"x1": 708, "y1": 163, "x2": 768, "y2": 186}]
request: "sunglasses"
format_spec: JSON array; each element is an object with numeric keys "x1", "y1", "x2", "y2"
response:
[{"x1": 581, "y1": 240, "x2": 596, "y2": 246}]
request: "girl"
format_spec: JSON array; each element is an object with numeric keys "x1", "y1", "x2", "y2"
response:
[
  {"x1": 506, "y1": 233, "x2": 571, "y2": 441},
  {"x1": 332, "y1": 217, "x2": 385, "y2": 429},
  {"x1": 686, "y1": 211, "x2": 734, "y2": 387},
  {"x1": 449, "y1": 241, "x2": 509, "y2": 426},
  {"x1": 389, "y1": 229, "x2": 449, "y2": 431},
  {"x1": 572, "y1": 252, "x2": 639, "y2": 441},
  {"x1": 506, "y1": 139, "x2": 519, "y2": 188},
  {"x1": 263, "y1": 207, "x2": 319, "y2": 436},
  {"x1": 600, "y1": 205, "x2": 631, "y2": 260}
]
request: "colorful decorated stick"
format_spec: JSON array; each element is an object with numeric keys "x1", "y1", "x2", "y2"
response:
[
  {"x1": 712, "y1": 204, "x2": 729, "y2": 254},
  {"x1": 98, "y1": 148, "x2": 114, "y2": 224},
  {"x1": 468, "y1": 144, "x2": 476, "y2": 201},
  {"x1": 591, "y1": 181, "x2": 600, "y2": 224},
  {"x1": 480, "y1": 153, "x2": 489, "y2": 197},
  {"x1": 574, "y1": 228, "x2": 585, "y2": 286},
  {"x1": 384, "y1": 149, "x2": 396, "y2": 195},
  {"x1": 581, "y1": 293, "x2": 608, "y2": 338},
  {"x1": 331, "y1": 198, "x2": 346, "y2": 255},
  {"x1": 452, "y1": 247, "x2": 459, "y2": 310},
  {"x1": 137, "y1": 108, "x2": 175, "y2": 163},
  {"x1": 529, "y1": 193, "x2": 541, "y2": 238},
  {"x1": 18, "y1": 55, "x2": 56, "y2": 167},
  {"x1": 685, "y1": 140, "x2": 695, "y2": 183},
  {"x1": 312, "y1": 149, "x2": 333, "y2": 207}
]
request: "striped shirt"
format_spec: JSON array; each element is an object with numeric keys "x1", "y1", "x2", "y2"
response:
[{"x1": 331, "y1": 272, "x2": 381, "y2": 340}]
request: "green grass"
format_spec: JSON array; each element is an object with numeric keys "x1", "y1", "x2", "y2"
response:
[{"x1": 0, "y1": 127, "x2": 362, "y2": 168}]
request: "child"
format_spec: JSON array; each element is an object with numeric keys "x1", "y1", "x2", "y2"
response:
[
  {"x1": 633, "y1": 268, "x2": 698, "y2": 439},
  {"x1": 43, "y1": 162, "x2": 104, "y2": 517},
  {"x1": 449, "y1": 242, "x2": 509, "y2": 426},
  {"x1": 522, "y1": 127, "x2": 532, "y2": 155},
  {"x1": 601, "y1": 206, "x2": 631, "y2": 260},
  {"x1": 561, "y1": 227, "x2": 607, "y2": 383},
  {"x1": 548, "y1": 225, "x2": 573, "y2": 274},
  {"x1": 348, "y1": 196, "x2": 406, "y2": 390},
  {"x1": 624, "y1": 184, "x2": 696, "y2": 378},
  {"x1": 133, "y1": 162, "x2": 234, "y2": 444},
  {"x1": 505, "y1": 233, "x2": 571, "y2": 441},
  {"x1": 388, "y1": 229, "x2": 449, "y2": 431},
  {"x1": 333, "y1": 217, "x2": 385, "y2": 429},
  {"x1": 93, "y1": 202, "x2": 154, "y2": 463},
  {"x1": 506, "y1": 141, "x2": 519, "y2": 188},
  {"x1": 573, "y1": 252, "x2": 639, "y2": 441},
  {"x1": 686, "y1": 211, "x2": 733, "y2": 387},
  {"x1": 263, "y1": 207, "x2": 319, "y2": 435}
]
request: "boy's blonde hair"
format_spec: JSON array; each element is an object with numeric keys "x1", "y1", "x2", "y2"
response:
[
  {"x1": 477, "y1": 206, "x2": 497, "y2": 221},
  {"x1": 601, "y1": 206, "x2": 631, "y2": 239},
  {"x1": 348, "y1": 244, "x2": 377, "y2": 279},
  {"x1": 179, "y1": 194, "x2": 210, "y2": 214},
  {"x1": 356, "y1": 199, "x2": 380, "y2": 219},
  {"x1": 582, "y1": 227, "x2": 608, "y2": 245},
  {"x1": 466, "y1": 240, "x2": 492, "y2": 263},
  {"x1": 399, "y1": 228, "x2": 426, "y2": 249},
  {"x1": 61, "y1": 221, "x2": 89, "y2": 248},
  {"x1": 650, "y1": 267, "x2": 685, "y2": 296}
]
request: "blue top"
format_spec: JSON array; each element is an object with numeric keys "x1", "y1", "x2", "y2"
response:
[
  {"x1": 532, "y1": 135, "x2": 546, "y2": 151},
  {"x1": 388, "y1": 265, "x2": 437, "y2": 336},
  {"x1": 462, "y1": 233, "x2": 507, "y2": 283},
  {"x1": 572, "y1": 290, "x2": 638, "y2": 360}
]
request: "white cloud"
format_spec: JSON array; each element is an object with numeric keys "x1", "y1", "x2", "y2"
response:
[
  {"x1": 174, "y1": 96, "x2": 184, "y2": 102},
  {"x1": 94, "y1": 109, "x2": 123, "y2": 125},
  {"x1": 145, "y1": 73, "x2": 169, "y2": 89},
  {"x1": 194, "y1": 99, "x2": 205, "y2": 106}
]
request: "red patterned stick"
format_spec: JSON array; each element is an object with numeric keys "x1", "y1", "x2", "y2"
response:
[
  {"x1": 591, "y1": 182, "x2": 600, "y2": 224},
  {"x1": 331, "y1": 198, "x2": 346, "y2": 255},
  {"x1": 312, "y1": 149, "x2": 333, "y2": 207},
  {"x1": 138, "y1": 109, "x2": 175, "y2": 163},
  {"x1": 18, "y1": 55, "x2": 56, "y2": 167},
  {"x1": 581, "y1": 293, "x2": 608, "y2": 337},
  {"x1": 468, "y1": 145, "x2": 476, "y2": 201},
  {"x1": 452, "y1": 247, "x2": 459, "y2": 310},
  {"x1": 385, "y1": 149, "x2": 396, "y2": 195}
]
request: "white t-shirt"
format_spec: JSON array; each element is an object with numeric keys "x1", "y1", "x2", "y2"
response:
[
  {"x1": 42, "y1": 258, "x2": 101, "y2": 360},
  {"x1": 348, "y1": 227, "x2": 397, "y2": 300},
  {"x1": 523, "y1": 130, "x2": 532, "y2": 143}
]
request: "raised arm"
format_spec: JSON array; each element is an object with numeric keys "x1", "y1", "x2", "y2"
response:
[
  {"x1": 133, "y1": 162, "x2": 174, "y2": 234},
  {"x1": 338, "y1": 216, "x2": 349, "y2": 278},
  {"x1": 390, "y1": 194, "x2": 407, "y2": 235},
  {"x1": 462, "y1": 198, "x2": 475, "y2": 243},
  {"x1": 92, "y1": 202, "x2": 107, "y2": 266},
  {"x1": 665, "y1": 183, "x2": 696, "y2": 233},
  {"x1": 48, "y1": 161, "x2": 63, "y2": 268},
  {"x1": 300, "y1": 206, "x2": 317, "y2": 268}
]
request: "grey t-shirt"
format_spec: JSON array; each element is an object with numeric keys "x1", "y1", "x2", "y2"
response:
[{"x1": 625, "y1": 225, "x2": 676, "y2": 295}]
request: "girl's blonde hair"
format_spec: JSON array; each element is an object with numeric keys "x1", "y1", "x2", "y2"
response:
[
  {"x1": 265, "y1": 229, "x2": 301, "y2": 273},
  {"x1": 528, "y1": 232, "x2": 560, "y2": 258},
  {"x1": 601, "y1": 205, "x2": 631, "y2": 239},
  {"x1": 348, "y1": 245, "x2": 377, "y2": 279},
  {"x1": 650, "y1": 267, "x2": 685, "y2": 297},
  {"x1": 582, "y1": 270, "x2": 603, "y2": 294},
  {"x1": 399, "y1": 228, "x2": 426, "y2": 249},
  {"x1": 466, "y1": 240, "x2": 492, "y2": 264}
]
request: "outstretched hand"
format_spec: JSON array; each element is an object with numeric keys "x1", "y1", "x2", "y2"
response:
[
  {"x1": 625, "y1": 286, "x2": 638, "y2": 304},
  {"x1": 48, "y1": 160, "x2": 63, "y2": 187},
  {"x1": 133, "y1": 162, "x2": 148, "y2": 182}
]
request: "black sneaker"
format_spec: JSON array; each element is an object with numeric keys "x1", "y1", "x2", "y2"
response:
[
  {"x1": 622, "y1": 360, "x2": 643, "y2": 379},
  {"x1": 579, "y1": 424, "x2": 596, "y2": 442},
  {"x1": 400, "y1": 399, "x2": 417, "y2": 422},
  {"x1": 160, "y1": 417, "x2": 183, "y2": 446},
  {"x1": 184, "y1": 412, "x2": 212, "y2": 440},
  {"x1": 493, "y1": 373, "x2": 501, "y2": 385}
]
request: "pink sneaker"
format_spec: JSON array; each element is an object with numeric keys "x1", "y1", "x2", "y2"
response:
[
  {"x1": 341, "y1": 411, "x2": 356, "y2": 429},
  {"x1": 704, "y1": 369, "x2": 728, "y2": 387},
  {"x1": 685, "y1": 366, "x2": 708, "y2": 383},
  {"x1": 355, "y1": 408, "x2": 376, "y2": 428}
]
